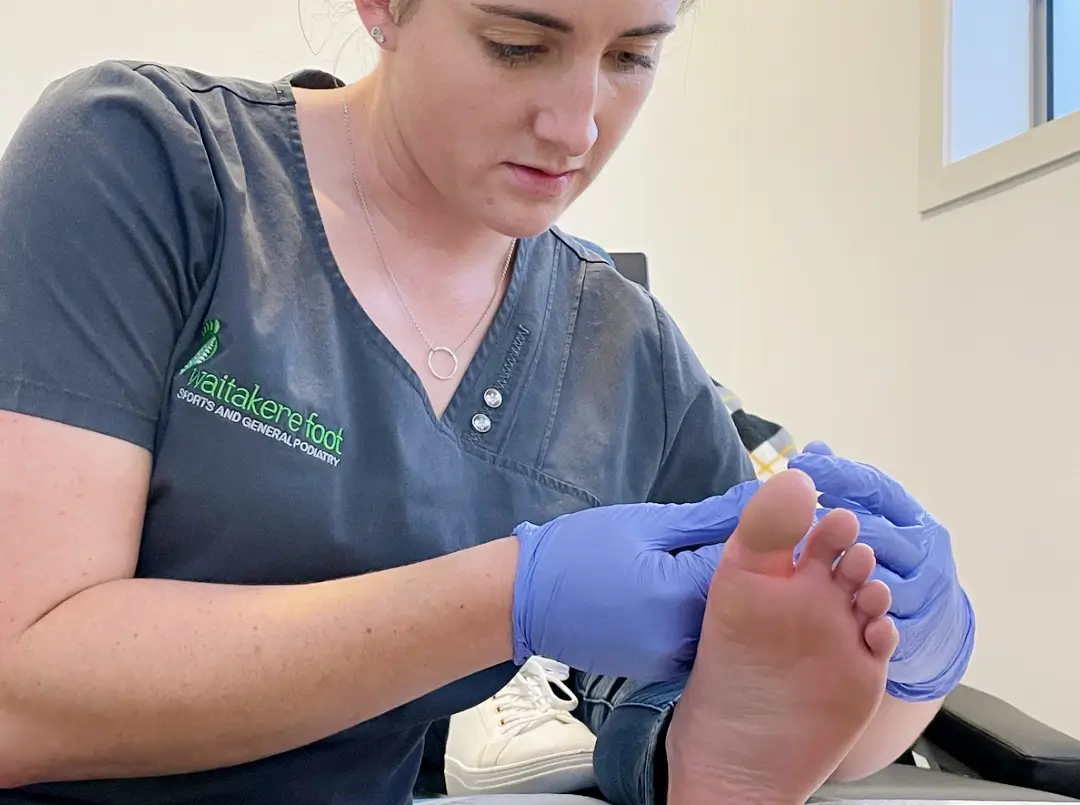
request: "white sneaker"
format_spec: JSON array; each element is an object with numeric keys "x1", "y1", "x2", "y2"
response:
[{"x1": 444, "y1": 656, "x2": 598, "y2": 796}]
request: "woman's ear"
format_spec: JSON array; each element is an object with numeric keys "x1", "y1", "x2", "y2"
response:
[{"x1": 352, "y1": 0, "x2": 399, "y2": 49}]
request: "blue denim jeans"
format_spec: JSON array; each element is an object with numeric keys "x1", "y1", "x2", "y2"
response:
[{"x1": 571, "y1": 671, "x2": 684, "y2": 805}]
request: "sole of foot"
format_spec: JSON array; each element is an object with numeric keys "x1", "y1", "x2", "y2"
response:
[{"x1": 666, "y1": 469, "x2": 898, "y2": 805}]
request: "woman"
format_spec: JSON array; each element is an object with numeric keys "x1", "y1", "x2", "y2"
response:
[{"x1": 0, "y1": 0, "x2": 975, "y2": 803}]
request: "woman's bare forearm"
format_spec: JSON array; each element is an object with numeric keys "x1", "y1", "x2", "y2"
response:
[{"x1": 0, "y1": 537, "x2": 518, "y2": 787}]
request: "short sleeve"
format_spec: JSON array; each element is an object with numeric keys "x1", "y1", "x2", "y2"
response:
[
  {"x1": 0, "y1": 61, "x2": 218, "y2": 449},
  {"x1": 647, "y1": 301, "x2": 755, "y2": 503}
]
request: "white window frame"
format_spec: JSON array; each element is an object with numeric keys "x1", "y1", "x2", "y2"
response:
[{"x1": 919, "y1": 0, "x2": 1080, "y2": 213}]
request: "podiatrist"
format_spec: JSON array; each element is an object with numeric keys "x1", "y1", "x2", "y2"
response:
[{"x1": 0, "y1": 0, "x2": 975, "y2": 803}]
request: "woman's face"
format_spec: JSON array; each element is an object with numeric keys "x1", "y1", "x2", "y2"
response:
[{"x1": 369, "y1": 0, "x2": 680, "y2": 238}]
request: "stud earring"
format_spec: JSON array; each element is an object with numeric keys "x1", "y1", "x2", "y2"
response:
[{"x1": 371, "y1": 27, "x2": 386, "y2": 44}]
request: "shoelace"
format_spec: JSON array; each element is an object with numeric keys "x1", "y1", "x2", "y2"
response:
[{"x1": 493, "y1": 656, "x2": 580, "y2": 736}]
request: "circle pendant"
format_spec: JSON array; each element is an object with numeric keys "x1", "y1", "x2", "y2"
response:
[{"x1": 428, "y1": 347, "x2": 459, "y2": 381}]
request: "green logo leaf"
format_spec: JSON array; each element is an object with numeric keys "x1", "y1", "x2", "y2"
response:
[{"x1": 180, "y1": 318, "x2": 221, "y2": 375}]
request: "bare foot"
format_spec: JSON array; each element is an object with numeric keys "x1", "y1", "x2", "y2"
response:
[{"x1": 666, "y1": 469, "x2": 898, "y2": 805}]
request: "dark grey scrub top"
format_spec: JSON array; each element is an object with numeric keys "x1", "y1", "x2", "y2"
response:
[{"x1": 0, "y1": 61, "x2": 754, "y2": 805}]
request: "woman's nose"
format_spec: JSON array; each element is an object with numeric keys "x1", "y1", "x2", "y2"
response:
[{"x1": 532, "y1": 69, "x2": 601, "y2": 158}]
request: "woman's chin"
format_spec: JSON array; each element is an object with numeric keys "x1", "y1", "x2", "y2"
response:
[{"x1": 477, "y1": 197, "x2": 575, "y2": 241}]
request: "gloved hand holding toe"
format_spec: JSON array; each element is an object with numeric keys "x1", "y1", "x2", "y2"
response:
[
  {"x1": 511, "y1": 479, "x2": 762, "y2": 682},
  {"x1": 788, "y1": 444, "x2": 975, "y2": 703}
]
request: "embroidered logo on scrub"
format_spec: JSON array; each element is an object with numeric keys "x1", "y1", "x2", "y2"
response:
[
  {"x1": 174, "y1": 319, "x2": 345, "y2": 467},
  {"x1": 179, "y1": 318, "x2": 221, "y2": 375}
]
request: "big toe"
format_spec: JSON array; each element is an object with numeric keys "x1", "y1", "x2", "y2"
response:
[{"x1": 724, "y1": 470, "x2": 818, "y2": 577}]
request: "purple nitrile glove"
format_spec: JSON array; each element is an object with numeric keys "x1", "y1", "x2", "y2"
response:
[{"x1": 511, "y1": 479, "x2": 762, "y2": 682}]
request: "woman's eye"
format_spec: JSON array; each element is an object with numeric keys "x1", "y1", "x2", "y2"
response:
[
  {"x1": 612, "y1": 51, "x2": 657, "y2": 73},
  {"x1": 482, "y1": 39, "x2": 657, "y2": 73},
  {"x1": 484, "y1": 39, "x2": 546, "y2": 66}
]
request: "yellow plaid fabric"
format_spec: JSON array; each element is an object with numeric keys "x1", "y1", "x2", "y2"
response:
[{"x1": 712, "y1": 381, "x2": 798, "y2": 481}]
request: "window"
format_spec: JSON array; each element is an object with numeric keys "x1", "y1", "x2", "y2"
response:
[
  {"x1": 919, "y1": 0, "x2": 1080, "y2": 212},
  {"x1": 1051, "y1": 1, "x2": 1080, "y2": 119},
  {"x1": 948, "y1": 0, "x2": 1033, "y2": 163}
]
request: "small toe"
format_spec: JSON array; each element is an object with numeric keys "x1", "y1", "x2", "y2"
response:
[
  {"x1": 796, "y1": 509, "x2": 859, "y2": 574},
  {"x1": 833, "y1": 543, "x2": 876, "y2": 595},
  {"x1": 863, "y1": 616, "x2": 899, "y2": 660},
  {"x1": 854, "y1": 579, "x2": 892, "y2": 621}
]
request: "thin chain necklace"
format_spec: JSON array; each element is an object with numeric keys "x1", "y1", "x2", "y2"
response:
[{"x1": 343, "y1": 101, "x2": 516, "y2": 382}]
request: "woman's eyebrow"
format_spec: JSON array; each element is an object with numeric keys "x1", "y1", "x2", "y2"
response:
[{"x1": 472, "y1": 3, "x2": 675, "y2": 38}]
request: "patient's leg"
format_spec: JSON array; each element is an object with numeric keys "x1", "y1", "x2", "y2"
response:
[{"x1": 666, "y1": 470, "x2": 897, "y2": 805}]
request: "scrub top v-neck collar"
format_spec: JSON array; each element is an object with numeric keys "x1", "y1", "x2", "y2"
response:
[{"x1": 277, "y1": 75, "x2": 553, "y2": 438}]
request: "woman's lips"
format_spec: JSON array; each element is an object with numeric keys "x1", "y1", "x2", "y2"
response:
[{"x1": 506, "y1": 163, "x2": 576, "y2": 198}]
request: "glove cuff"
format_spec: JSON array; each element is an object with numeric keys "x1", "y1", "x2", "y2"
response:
[
  {"x1": 510, "y1": 520, "x2": 541, "y2": 667},
  {"x1": 887, "y1": 587, "x2": 976, "y2": 703}
]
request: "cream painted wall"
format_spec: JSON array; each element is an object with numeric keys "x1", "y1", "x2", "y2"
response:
[{"x1": 2, "y1": 0, "x2": 1076, "y2": 737}]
